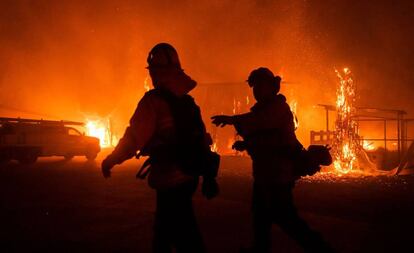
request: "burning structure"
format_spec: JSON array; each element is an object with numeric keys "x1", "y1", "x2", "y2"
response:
[
  {"x1": 311, "y1": 68, "x2": 414, "y2": 175},
  {"x1": 0, "y1": 1, "x2": 412, "y2": 173},
  {"x1": 332, "y1": 68, "x2": 359, "y2": 173}
]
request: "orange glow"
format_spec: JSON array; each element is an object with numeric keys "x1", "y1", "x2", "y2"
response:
[
  {"x1": 85, "y1": 118, "x2": 118, "y2": 148},
  {"x1": 332, "y1": 67, "x2": 358, "y2": 173},
  {"x1": 227, "y1": 137, "x2": 235, "y2": 150},
  {"x1": 211, "y1": 142, "x2": 218, "y2": 152},
  {"x1": 144, "y1": 76, "x2": 151, "y2": 92},
  {"x1": 290, "y1": 99, "x2": 299, "y2": 129},
  {"x1": 333, "y1": 142, "x2": 357, "y2": 173},
  {"x1": 362, "y1": 140, "x2": 376, "y2": 151}
]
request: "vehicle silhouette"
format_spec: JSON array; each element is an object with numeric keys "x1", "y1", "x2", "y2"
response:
[{"x1": 0, "y1": 117, "x2": 100, "y2": 164}]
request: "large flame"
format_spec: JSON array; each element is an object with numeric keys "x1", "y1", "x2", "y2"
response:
[
  {"x1": 85, "y1": 118, "x2": 117, "y2": 148},
  {"x1": 332, "y1": 67, "x2": 359, "y2": 173}
]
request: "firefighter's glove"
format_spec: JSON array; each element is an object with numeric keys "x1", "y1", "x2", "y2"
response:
[
  {"x1": 232, "y1": 141, "x2": 247, "y2": 151},
  {"x1": 211, "y1": 115, "x2": 234, "y2": 127},
  {"x1": 202, "y1": 177, "x2": 219, "y2": 200},
  {"x1": 101, "y1": 155, "x2": 116, "y2": 179}
]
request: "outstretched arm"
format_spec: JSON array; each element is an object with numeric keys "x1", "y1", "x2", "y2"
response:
[
  {"x1": 211, "y1": 111, "x2": 268, "y2": 135},
  {"x1": 102, "y1": 95, "x2": 157, "y2": 178},
  {"x1": 232, "y1": 102, "x2": 293, "y2": 137}
]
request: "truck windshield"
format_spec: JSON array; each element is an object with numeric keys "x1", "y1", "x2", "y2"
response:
[{"x1": 68, "y1": 128, "x2": 82, "y2": 136}]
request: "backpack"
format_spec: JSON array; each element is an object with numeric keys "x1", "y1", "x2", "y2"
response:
[{"x1": 138, "y1": 89, "x2": 220, "y2": 179}]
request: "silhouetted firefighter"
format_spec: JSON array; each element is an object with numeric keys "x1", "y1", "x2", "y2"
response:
[
  {"x1": 212, "y1": 67, "x2": 333, "y2": 253},
  {"x1": 102, "y1": 43, "x2": 220, "y2": 253}
]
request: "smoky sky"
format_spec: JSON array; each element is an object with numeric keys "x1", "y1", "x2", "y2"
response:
[{"x1": 1, "y1": 0, "x2": 413, "y2": 141}]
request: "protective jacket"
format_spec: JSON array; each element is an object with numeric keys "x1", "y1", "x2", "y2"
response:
[
  {"x1": 107, "y1": 70, "x2": 213, "y2": 189},
  {"x1": 234, "y1": 94, "x2": 299, "y2": 184}
]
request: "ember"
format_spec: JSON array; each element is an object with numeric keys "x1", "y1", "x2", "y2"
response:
[{"x1": 300, "y1": 170, "x2": 409, "y2": 187}]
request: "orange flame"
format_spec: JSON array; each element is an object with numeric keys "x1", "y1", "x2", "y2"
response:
[
  {"x1": 333, "y1": 67, "x2": 358, "y2": 173},
  {"x1": 289, "y1": 99, "x2": 299, "y2": 129},
  {"x1": 85, "y1": 118, "x2": 118, "y2": 148},
  {"x1": 362, "y1": 140, "x2": 376, "y2": 151},
  {"x1": 211, "y1": 142, "x2": 218, "y2": 152}
]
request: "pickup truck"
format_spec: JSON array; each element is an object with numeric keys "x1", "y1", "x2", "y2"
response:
[{"x1": 0, "y1": 117, "x2": 100, "y2": 164}]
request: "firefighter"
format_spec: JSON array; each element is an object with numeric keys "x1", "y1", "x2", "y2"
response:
[
  {"x1": 102, "y1": 43, "x2": 218, "y2": 253},
  {"x1": 212, "y1": 67, "x2": 333, "y2": 253}
]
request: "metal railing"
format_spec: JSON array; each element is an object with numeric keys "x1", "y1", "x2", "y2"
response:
[{"x1": 312, "y1": 105, "x2": 414, "y2": 165}]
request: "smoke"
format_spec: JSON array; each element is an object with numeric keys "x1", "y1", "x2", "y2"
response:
[{"x1": 1, "y1": 0, "x2": 413, "y2": 143}]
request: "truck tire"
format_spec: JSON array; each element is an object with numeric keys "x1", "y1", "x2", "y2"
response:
[{"x1": 86, "y1": 152, "x2": 98, "y2": 161}]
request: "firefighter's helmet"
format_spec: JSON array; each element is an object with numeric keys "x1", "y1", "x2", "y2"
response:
[
  {"x1": 247, "y1": 67, "x2": 281, "y2": 88},
  {"x1": 147, "y1": 43, "x2": 182, "y2": 69}
]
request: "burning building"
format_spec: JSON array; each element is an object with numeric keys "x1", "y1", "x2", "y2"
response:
[
  {"x1": 311, "y1": 68, "x2": 414, "y2": 175},
  {"x1": 0, "y1": 0, "x2": 413, "y2": 169}
]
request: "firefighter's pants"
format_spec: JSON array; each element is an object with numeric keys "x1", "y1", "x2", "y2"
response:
[
  {"x1": 153, "y1": 179, "x2": 205, "y2": 253},
  {"x1": 252, "y1": 182, "x2": 334, "y2": 253}
]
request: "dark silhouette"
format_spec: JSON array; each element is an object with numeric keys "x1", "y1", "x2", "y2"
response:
[
  {"x1": 102, "y1": 43, "x2": 219, "y2": 253},
  {"x1": 212, "y1": 67, "x2": 333, "y2": 253}
]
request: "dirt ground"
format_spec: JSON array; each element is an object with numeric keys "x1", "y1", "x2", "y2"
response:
[{"x1": 1, "y1": 152, "x2": 414, "y2": 253}]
